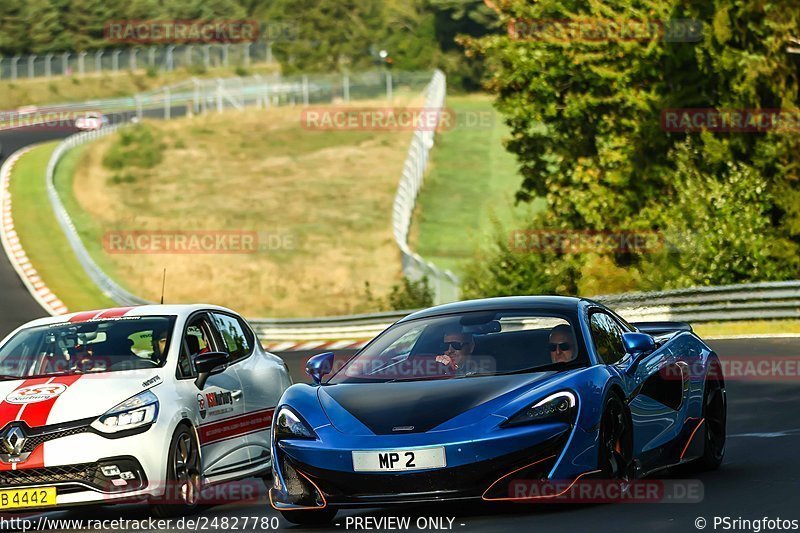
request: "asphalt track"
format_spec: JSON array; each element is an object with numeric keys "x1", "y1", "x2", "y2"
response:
[
  {"x1": 0, "y1": 113, "x2": 798, "y2": 532},
  {"x1": 2, "y1": 338, "x2": 795, "y2": 533}
]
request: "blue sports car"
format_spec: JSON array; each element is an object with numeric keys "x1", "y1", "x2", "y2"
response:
[{"x1": 270, "y1": 296, "x2": 726, "y2": 524}]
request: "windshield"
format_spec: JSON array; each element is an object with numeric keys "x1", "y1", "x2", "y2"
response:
[
  {"x1": 0, "y1": 316, "x2": 176, "y2": 380},
  {"x1": 328, "y1": 311, "x2": 584, "y2": 384}
]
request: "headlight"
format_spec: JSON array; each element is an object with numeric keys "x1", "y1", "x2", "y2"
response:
[
  {"x1": 90, "y1": 390, "x2": 159, "y2": 434},
  {"x1": 273, "y1": 407, "x2": 316, "y2": 441},
  {"x1": 503, "y1": 391, "x2": 577, "y2": 427}
]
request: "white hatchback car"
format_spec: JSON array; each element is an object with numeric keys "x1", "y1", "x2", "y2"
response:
[
  {"x1": 0, "y1": 305, "x2": 291, "y2": 515},
  {"x1": 74, "y1": 111, "x2": 108, "y2": 130}
]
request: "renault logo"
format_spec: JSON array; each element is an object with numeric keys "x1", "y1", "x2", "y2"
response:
[{"x1": 0, "y1": 425, "x2": 27, "y2": 456}]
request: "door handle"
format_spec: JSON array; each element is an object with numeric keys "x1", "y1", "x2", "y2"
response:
[{"x1": 232, "y1": 390, "x2": 243, "y2": 400}]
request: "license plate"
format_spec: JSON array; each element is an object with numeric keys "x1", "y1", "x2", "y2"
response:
[
  {"x1": 0, "y1": 487, "x2": 57, "y2": 510},
  {"x1": 352, "y1": 447, "x2": 446, "y2": 472}
]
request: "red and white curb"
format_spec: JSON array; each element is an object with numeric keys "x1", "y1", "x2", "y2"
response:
[
  {"x1": 0, "y1": 147, "x2": 68, "y2": 316},
  {"x1": 262, "y1": 339, "x2": 369, "y2": 353}
]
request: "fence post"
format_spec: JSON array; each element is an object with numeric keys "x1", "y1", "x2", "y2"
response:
[
  {"x1": 386, "y1": 71, "x2": 393, "y2": 101},
  {"x1": 27, "y1": 55, "x2": 35, "y2": 78},
  {"x1": 266, "y1": 42, "x2": 273, "y2": 63},
  {"x1": 78, "y1": 52, "x2": 87, "y2": 75},
  {"x1": 203, "y1": 45, "x2": 210, "y2": 70},
  {"x1": 131, "y1": 49, "x2": 138, "y2": 71},
  {"x1": 302, "y1": 75, "x2": 309, "y2": 105},
  {"x1": 343, "y1": 73, "x2": 350, "y2": 102},
  {"x1": 222, "y1": 44, "x2": 230, "y2": 67},
  {"x1": 11, "y1": 56, "x2": 18, "y2": 81},
  {"x1": 244, "y1": 43, "x2": 251, "y2": 67},
  {"x1": 148, "y1": 47, "x2": 156, "y2": 69},
  {"x1": 0, "y1": 57, "x2": 4, "y2": 80},
  {"x1": 216, "y1": 78, "x2": 223, "y2": 112},
  {"x1": 95, "y1": 51, "x2": 103, "y2": 73},
  {"x1": 166, "y1": 45, "x2": 175, "y2": 71},
  {"x1": 44, "y1": 54, "x2": 52, "y2": 77},
  {"x1": 112, "y1": 50, "x2": 120, "y2": 72},
  {"x1": 62, "y1": 52, "x2": 70, "y2": 75}
]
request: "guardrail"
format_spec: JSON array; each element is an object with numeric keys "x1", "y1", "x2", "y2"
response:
[
  {"x1": 46, "y1": 126, "x2": 150, "y2": 307},
  {"x1": 251, "y1": 280, "x2": 800, "y2": 349},
  {"x1": 392, "y1": 69, "x2": 460, "y2": 304},
  {"x1": 39, "y1": 70, "x2": 440, "y2": 310}
]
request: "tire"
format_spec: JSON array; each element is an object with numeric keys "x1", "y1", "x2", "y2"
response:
[
  {"x1": 279, "y1": 508, "x2": 338, "y2": 525},
  {"x1": 694, "y1": 368, "x2": 727, "y2": 471},
  {"x1": 598, "y1": 393, "x2": 634, "y2": 481},
  {"x1": 151, "y1": 425, "x2": 203, "y2": 517}
]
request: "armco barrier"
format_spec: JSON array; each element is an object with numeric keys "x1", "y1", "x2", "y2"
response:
[
  {"x1": 254, "y1": 281, "x2": 800, "y2": 350},
  {"x1": 391, "y1": 69, "x2": 461, "y2": 304}
]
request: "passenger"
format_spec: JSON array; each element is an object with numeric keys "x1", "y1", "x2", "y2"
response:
[{"x1": 549, "y1": 324, "x2": 576, "y2": 364}]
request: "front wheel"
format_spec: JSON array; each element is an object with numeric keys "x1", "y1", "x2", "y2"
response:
[
  {"x1": 598, "y1": 393, "x2": 634, "y2": 481},
  {"x1": 151, "y1": 425, "x2": 203, "y2": 517},
  {"x1": 280, "y1": 508, "x2": 338, "y2": 526}
]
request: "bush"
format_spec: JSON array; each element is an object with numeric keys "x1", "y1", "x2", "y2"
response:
[
  {"x1": 102, "y1": 124, "x2": 164, "y2": 171},
  {"x1": 387, "y1": 277, "x2": 435, "y2": 310}
]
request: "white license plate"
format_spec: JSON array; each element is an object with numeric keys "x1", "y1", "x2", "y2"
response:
[{"x1": 352, "y1": 447, "x2": 446, "y2": 472}]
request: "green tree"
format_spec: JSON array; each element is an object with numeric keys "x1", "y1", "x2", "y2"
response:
[{"x1": 462, "y1": 0, "x2": 800, "y2": 296}]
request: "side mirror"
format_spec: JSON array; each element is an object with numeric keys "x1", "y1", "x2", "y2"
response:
[
  {"x1": 194, "y1": 351, "x2": 229, "y2": 389},
  {"x1": 306, "y1": 352, "x2": 334, "y2": 385},
  {"x1": 622, "y1": 332, "x2": 656, "y2": 375}
]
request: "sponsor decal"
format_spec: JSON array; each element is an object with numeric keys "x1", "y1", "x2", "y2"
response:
[
  {"x1": 206, "y1": 391, "x2": 233, "y2": 408},
  {"x1": 198, "y1": 408, "x2": 274, "y2": 446},
  {"x1": 142, "y1": 375, "x2": 162, "y2": 388},
  {"x1": 6, "y1": 384, "x2": 67, "y2": 405},
  {"x1": 197, "y1": 394, "x2": 207, "y2": 420}
]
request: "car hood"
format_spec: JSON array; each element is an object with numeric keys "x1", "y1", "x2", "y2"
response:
[
  {"x1": 317, "y1": 372, "x2": 556, "y2": 435},
  {"x1": 0, "y1": 371, "x2": 165, "y2": 428}
]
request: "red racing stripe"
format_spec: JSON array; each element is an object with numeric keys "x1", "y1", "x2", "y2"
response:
[
  {"x1": 96, "y1": 307, "x2": 135, "y2": 319},
  {"x1": 11, "y1": 375, "x2": 83, "y2": 470},
  {"x1": 69, "y1": 310, "x2": 103, "y2": 323},
  {"x1": 0, "y1": 378, "x2": 53, "y2": 472},
  {"x1": 198, "y1": 408, "x2": 275, "y2": 447}
]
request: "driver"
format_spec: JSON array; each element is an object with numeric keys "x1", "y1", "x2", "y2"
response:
[
  {"x1": 435, "y1": 331, "x2": 474, "y2": 375},
  {"x1": 549, "y1": 324, "x2": 577, "y2": 364},
  {"x1": 153, "y1": 328, "x2": 169, "y2": 362}
]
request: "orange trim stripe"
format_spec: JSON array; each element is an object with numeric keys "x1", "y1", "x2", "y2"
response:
[{"x1": 680, "y1": 418, "x2": 705, "y2": 460}]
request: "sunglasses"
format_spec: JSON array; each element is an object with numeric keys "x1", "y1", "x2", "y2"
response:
[
  {"x1": 441, "y1": 341, "x2": 470, "y2": 351},
  {"x1": 549, "y1": 342, "x2": 572, "y2": 352}
]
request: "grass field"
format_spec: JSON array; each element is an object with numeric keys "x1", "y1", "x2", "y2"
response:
[
  {"x1": 0, "y1": 64, "x2": 279, "y2": 110},
  {"x1": 59, "y1": 97, "x2": 420, "y2": 317},
  {"x1": 9, "y1": 143, "x2": 115, "y2": 311},
  {"x1": 410, "y1": 94, "x2": 545, "y2": 274}
]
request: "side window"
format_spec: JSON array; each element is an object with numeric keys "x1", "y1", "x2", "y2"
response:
[
  {"x1": 178, "y1": 322, "x2": 211, "y2": 378},
  {"x1": 211, "y1": 313, "x2": 254, "y2": 363},
  {"x1": 589, "y1": 312, "x2": 626, "y2": 365}
]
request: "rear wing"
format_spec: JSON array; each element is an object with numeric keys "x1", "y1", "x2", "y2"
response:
[{"x1": 632, "y1": 321, "x2": 693, "y2": 335}]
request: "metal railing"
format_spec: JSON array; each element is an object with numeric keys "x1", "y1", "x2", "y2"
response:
[
  {"x1": 247, "y1": 280, "x2": 800, "y2": 345},
  {"x1": 0, "y1": 43, "x2": 273, "y2": 81},
  {"x1": 42, "y1": 70, "x2": 438, "y2": 309},
  {"x1": 392, "y1": 69, "x2": 460, "y2": 305}
]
